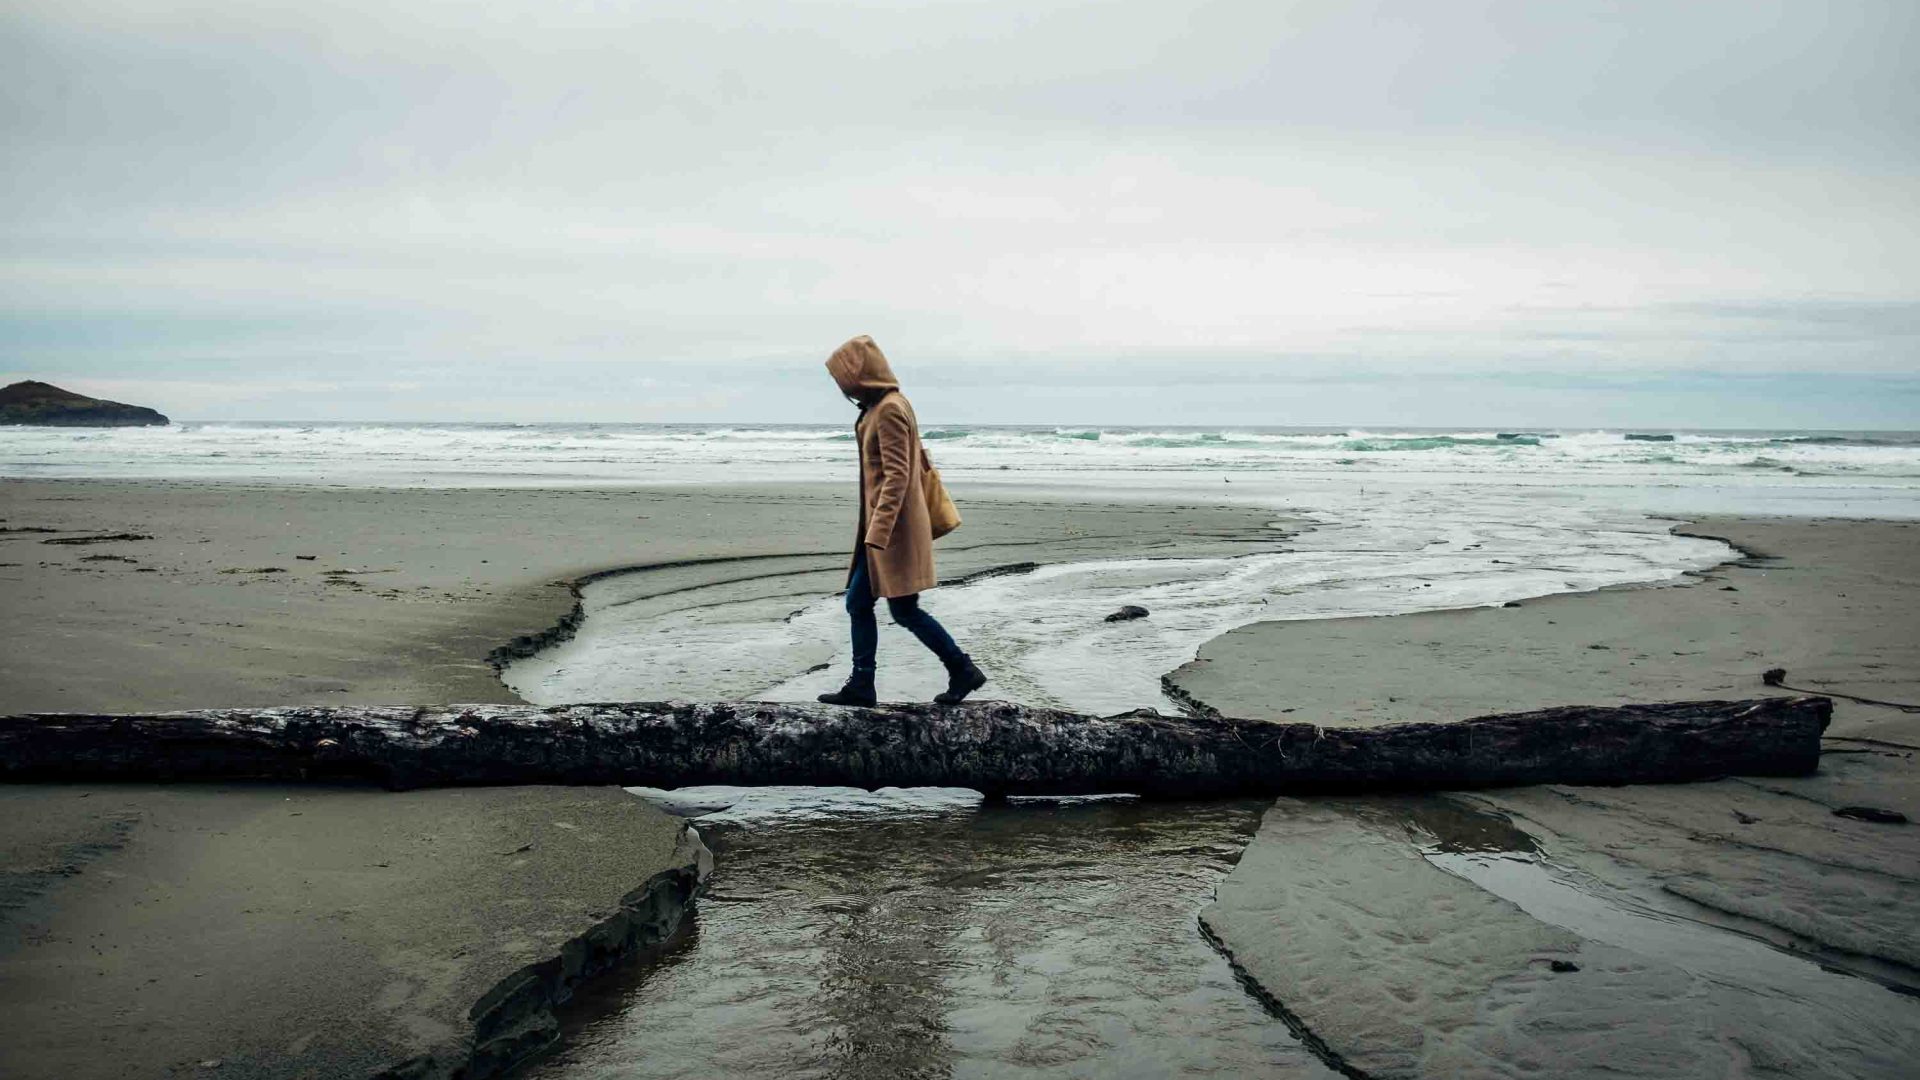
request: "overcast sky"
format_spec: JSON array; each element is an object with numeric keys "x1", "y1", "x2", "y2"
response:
[{"x1": 2, "y1": 0, "x2": 1915, "y2": 426}]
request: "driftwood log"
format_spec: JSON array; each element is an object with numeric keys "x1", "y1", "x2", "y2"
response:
[{"x1": 0, "y1": 697, "x2": 1828, "y2": 798}]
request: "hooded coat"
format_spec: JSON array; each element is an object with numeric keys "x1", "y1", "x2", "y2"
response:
[{"x1": 827, "y1": 336, "x2": 937, "y2": 599}]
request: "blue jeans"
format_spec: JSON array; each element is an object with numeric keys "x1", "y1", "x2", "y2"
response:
[{"x1": 846, "y1": 553, "x2": 964, "y2": 672}]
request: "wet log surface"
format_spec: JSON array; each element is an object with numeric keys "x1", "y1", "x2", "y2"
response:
[{"x1": 0, "y1": 697, "x2": 1829, "y2": 797}]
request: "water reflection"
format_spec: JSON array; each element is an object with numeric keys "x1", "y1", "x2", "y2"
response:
[
  {"x1": 525, "y1": 792, "x2": 1336, "y2": 1079},
  {"x1": 1389, "y1": 795, "x2": 1920, "y2": 1001},
  {"x1": 1335, "y1": 793, "x2": 1545, "y2": 857}
]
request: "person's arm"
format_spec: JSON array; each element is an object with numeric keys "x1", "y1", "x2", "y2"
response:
[{"x1": 864, "y1": 406, "x2": 915, "y2": 550}]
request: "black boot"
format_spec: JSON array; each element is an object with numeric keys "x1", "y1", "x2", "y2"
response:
[
  {"x1": 817, "y1": 667, "x2": 877, "y2": 707},
  {"x1": 934, "y1": 655, "x2": 987, "y2": 705}
]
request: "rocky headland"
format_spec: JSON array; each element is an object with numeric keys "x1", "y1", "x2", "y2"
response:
[{"x1": 0, "y1": 380, "x2": 169, "y2": 426}]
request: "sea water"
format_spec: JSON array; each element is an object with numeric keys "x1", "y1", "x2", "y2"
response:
[
  {"x1": 456, "y1": 425, "x2": 1920, "y2": 711},
  {"x1": 507, "y1": 490, "x2": 1737, "y2": 713},
  {"x1": 4, "y1": 422, "x2": 1920, "y2": 493},
  {"x1": 524, "y1": 788, "x2": 1339, "y2": 1080}
]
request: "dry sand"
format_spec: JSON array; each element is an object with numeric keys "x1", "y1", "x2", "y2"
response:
[{"x1": 1196, "y1": 518, "x2": 1920, "y2": 1078}]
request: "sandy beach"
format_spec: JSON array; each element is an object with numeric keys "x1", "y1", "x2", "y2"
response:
[
  {"x1": 0, "y1": 783, "x2": 708, "y2": 1078},
  {"x1": 2, "y1": 478, "x2": 1916, "y2": 1076},
  {"x1": 0, "y1": 477, "x2": 1281, "y2": 711},
  {"x1": 0, "y1": 477, "x2": 1282, "y2": 1077},
  {"x1": 8, "y1": 1, "x2": 1912, "y2": 1074},
  {"x1": 1188, "y1": 517, "x2": 1920, "y2": 1078},
  {"x1": 1169, "y1": 516, "x2": 1920, "y2": 743}
]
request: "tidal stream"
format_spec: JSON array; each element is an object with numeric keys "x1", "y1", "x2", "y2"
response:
[
  {"x1": 520, "y1": 786, "x2": 1920, "y2": 1078},
  {"x1": 523, "y1": 790, "x2": 1339, "y2": 1079}
]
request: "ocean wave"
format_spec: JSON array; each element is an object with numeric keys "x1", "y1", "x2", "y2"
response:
[
  {"x1": 1762, "y1": 434, "x2": 1920, "y2": 447},
  {"x1": 1121, "y1": 434, "x2": 1240, "y2": 448},
  {"x1": 1341, "y1": 435, "x2": 1538, "y2": 452},
  {"x1": 7, "y1": 422, "x2": 1920, "y2": 491}
]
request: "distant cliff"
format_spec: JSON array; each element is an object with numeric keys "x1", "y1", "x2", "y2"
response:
[{"x1": 0, "y1": 381, "x2": 169, "y2": 427}]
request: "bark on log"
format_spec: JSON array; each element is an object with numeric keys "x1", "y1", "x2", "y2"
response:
[{"x1": 0, "y1": 697, "x2": 1829, "y2": 798}]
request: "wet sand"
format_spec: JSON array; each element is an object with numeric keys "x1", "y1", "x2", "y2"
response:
[
  {"x1": 0, "y1": 782, "x2": 709, "y2": 1079},
  {"x1": 1191, "y1": 518, "x2": 1920, "y2": 1078},
  {"x1": 1206, "y1": 793, "x2": 1920, "y2": 1079},
  {"x1": 1168, "y1": 516, "x2": 1920, "y2": 741}
]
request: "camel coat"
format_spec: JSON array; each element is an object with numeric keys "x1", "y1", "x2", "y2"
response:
[{"x1": 827, "y1": 336, "x2": 937, "y2": 599}]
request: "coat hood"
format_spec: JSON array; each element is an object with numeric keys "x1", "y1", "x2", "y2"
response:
[{"x1": 826, "y1": 336, "x2": 900, "y2": 400}]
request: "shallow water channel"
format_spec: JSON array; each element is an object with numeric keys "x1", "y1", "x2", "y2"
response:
[
  {"x1": 521, "y1": 787, "x2": 1920, "y2": 1078},
  {"x1": 523, "y1": 791, "x2": 1340, "y2": 1079}
]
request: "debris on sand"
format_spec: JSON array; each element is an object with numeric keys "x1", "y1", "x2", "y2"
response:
[
  {"x1": 1834, "y1": 806, "x2": 1908, "y2": 825},
  {"x1": 41, "y1": 533, "x2": 152, "y2": 545}
]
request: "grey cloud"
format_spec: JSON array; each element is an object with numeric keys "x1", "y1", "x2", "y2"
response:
[{"x1": 2, "y1": 1, "x2": 1916, "y2": 425}]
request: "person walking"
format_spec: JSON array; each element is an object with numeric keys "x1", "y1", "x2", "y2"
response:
[{"x1": 816, "y1": 335, "x2": 987, "y2": 707}]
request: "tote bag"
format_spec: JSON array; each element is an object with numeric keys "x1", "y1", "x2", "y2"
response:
[{"x1": 921, "y1": 446, "x2": 961, "y2": 539}]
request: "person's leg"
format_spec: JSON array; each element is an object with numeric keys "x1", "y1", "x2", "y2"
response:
[
  {"x1": 884, "y1": 593, "x2": 963, "y2": 664},
  {"x1": 819, "y1": 554, "x2": 879, "y2": 706},
  {"x1": 847, "y1": 556, "x2": 878, "y2": 674},
  {"x1": 886, "y1": 593, "x2": 987, "y2": 703}
]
